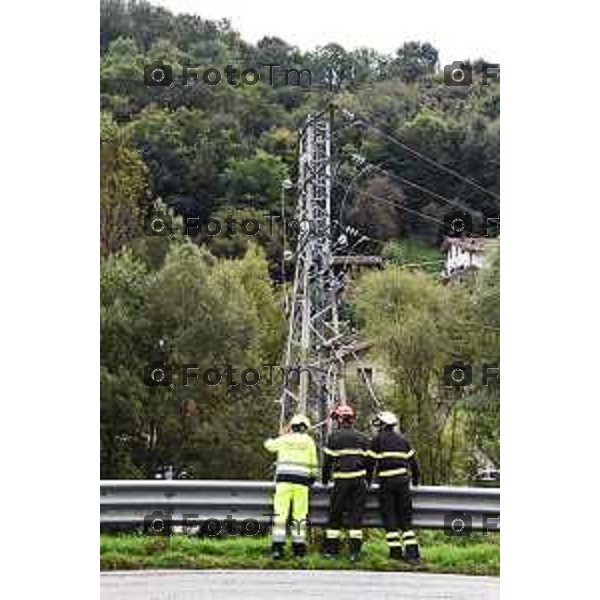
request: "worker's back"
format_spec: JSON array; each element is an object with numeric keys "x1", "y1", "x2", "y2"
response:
[
  {"x1": 264, "y1": 431, "x2": 318, "y2": 485},
  {"x1": 263, "y1": 415, "x2": 317, "y2": 559},
  {"x1": 370, "y1": 428, "x2": 419, "y2": 482},
  {"x1": 324, "y1": 427, "x2": 371, "y2": 481}
]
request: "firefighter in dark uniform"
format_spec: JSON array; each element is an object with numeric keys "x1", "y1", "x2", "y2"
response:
[
  {"x1": 322, "y1": 403, "x2": 372, "y2": 561},
  {"x1": 370, "y1": 411, "x2": 421, "y2": 563}
]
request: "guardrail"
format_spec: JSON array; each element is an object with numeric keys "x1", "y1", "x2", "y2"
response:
[{"x1": 101, "y1": 480, "x2": 499, "y2": 531}]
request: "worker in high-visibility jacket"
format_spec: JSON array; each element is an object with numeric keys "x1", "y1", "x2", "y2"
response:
[
  {"x1": 322, "y1": 403, "x2": 373, "y2": 561},
  {"x1": 369, "y1": 411, "x2": 421, "y2": 563},
  {"x1": 264, "y1": 414, "x2": 318, "y2": 559}
]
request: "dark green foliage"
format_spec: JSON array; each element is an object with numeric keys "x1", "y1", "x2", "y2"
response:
[
  {"x1": 100, "y1": 243, "x2": 285, "y2": 479},
  {"x1": 101, "y1": 0, "x2": 499, "y2": 246},
  {"x1": 100, "y1": 0, "x2": 499, "y2": 480}
]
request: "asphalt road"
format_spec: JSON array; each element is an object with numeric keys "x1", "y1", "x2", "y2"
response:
[{"x1": 101, "y1": 570, "x2": 500, "y2": 599}]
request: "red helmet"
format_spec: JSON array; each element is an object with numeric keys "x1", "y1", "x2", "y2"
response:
[{"x1": 331, "y1": 403, "x2": 356, "y2": 422}]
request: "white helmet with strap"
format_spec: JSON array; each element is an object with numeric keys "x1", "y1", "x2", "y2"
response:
[{"x1": 372, "y1": 411, "x2": 398, "y2": 427}]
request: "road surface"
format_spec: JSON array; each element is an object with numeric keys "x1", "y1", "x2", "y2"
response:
[{"x1": 101, "y1": 570, "x2": 500, "y2": 599}]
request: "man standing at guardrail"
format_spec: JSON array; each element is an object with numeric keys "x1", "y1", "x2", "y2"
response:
[
  {"x1": 369, "y1": 411, "x2": 421, "y2": 563},
  {"x1": 264, "y1": 414, "x2": 318, "y2": 560},
  {"x1": 322, "y1": 403, "x2": 373, "y2": 562}
]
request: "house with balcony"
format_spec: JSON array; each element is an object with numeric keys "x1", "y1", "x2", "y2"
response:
[{"x1": 441, "y1": 237, "x2": 498, "y2": 282}]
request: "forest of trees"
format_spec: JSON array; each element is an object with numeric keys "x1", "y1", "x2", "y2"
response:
[{"x1": 100, "y1": 0, "x2": 499, "y2": 483}]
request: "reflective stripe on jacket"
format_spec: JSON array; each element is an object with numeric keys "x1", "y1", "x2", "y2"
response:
[
  {"x1": 264, "y1": 432, "x2": 318, "y2": 485},
  {"x1": 322, "y1": 427, "x2": 372, "y2": 484},
  {"x1": 370, "y1": 429, "x2": 420, "y2": 484}
]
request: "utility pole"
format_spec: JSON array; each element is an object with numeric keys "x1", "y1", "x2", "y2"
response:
[{"x1": 280, "y1": 109, "x2": 347, "y2": 444}]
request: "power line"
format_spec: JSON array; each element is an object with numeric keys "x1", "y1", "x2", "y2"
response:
[
  {"x1": 336, "y1": 158, "x2": 475, "y2": 241},
  {"x1": 367, "y1": 163, "x2": 480, "y2": 216},
  {"x1": 337, "y1": 179, "x2": 447, "y2": 228},
  {"x1": 348, "y1": 111, "x2": 500, "y2": 201}
]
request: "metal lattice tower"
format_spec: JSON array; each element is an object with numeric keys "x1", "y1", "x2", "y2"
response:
[{"x1": 280, "y1": 112, "x2": 347, "y2": 439}]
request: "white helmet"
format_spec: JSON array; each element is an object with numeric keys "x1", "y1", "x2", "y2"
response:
[
  {"x1": 290, "y1": 414, "x2": 311, "y2": 429},
  {"x1": 372, "y1": 411, "x2": 398, "y2": 427}
]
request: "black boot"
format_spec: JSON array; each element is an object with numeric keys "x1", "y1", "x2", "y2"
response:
[
  {"x1": 348, "y1": 538, "x2": 363, "y2": 562},
  {"x1": 292, "y1": 542, "x2": 307, "y2": 558},
  {"x1": 389, "y1": 546, "x2": 403, "y2": 561},
  {"x1": 403, "y1": 543, "x2": 420, "y2": 564},
  {"x1": 322, "y1": 537, "x2": 340, "y2": 558},
  {"x1": 271, "y1": 542, "x2": 284, "y2": 560}
]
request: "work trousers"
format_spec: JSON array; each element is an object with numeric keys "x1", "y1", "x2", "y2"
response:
[
  {"x1": 378, "y1": 476, "x2": 418, "y2": 553},
  {"x1": 271, "y1": 481, "x2": 309, "y2": 545},
  {"x1": 325, "y1": 478, "x2": 368, "y2": 549}
]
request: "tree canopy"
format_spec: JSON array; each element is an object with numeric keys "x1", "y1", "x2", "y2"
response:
[{"x1": 100, "y1": 0, "x2": 499, "y2": 481}]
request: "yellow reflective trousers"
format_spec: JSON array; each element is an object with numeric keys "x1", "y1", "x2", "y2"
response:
[{"x1": 271, "y1": 482, "x2": 309, "y2": 543}]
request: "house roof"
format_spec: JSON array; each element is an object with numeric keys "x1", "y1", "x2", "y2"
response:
[{"x1": 441, "y1": 236, "x2": 489, "y2": 252}]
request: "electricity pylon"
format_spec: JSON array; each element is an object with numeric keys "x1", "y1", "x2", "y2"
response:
[{"x1": 280, "y1": 111, "x2": 347, "y2": 440}]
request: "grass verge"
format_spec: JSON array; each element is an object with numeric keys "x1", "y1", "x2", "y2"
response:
[{"x1": 100, "y1": 530, "x2": 499, "y2": 576}]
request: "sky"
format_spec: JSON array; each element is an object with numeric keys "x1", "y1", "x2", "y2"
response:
[{"x1": 147, "y1": 0, "x2": 500, "y2": 66}]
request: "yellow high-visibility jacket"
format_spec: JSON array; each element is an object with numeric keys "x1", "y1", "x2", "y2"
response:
[{"x1": 264, "y1": 432, "x2": 318, "y2": 485}]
